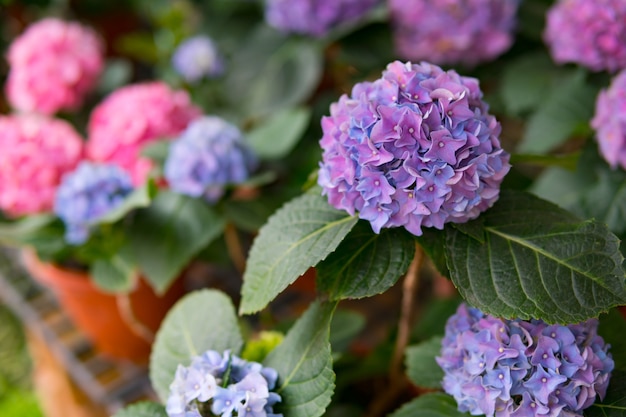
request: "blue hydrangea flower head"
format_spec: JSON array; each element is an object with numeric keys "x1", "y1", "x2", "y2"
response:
[
  {"x1": 172, "y1": 35, "x2": 225, "y2": 83},
  {"x1": 265, "y1": 0, "x2": 379, "y2": 38},
  {"x1": 166, "y1": 350, "x2": 283, "y2": 417},
  {"x1": 318, "y1": 61, "x2": 510, "y2": 236},
  {"x1": 437, "y1": 303, "x2": 614, "y2": 417},
  {"x1": 164, "y1": 116, "x2": 258, "y2": 204},
  {"x1": 53, "y1": 162, "x2": 134, "y2": 245}
]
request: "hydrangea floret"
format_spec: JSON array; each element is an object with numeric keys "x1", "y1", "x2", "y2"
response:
[
  {"x1": 164, "y1": 116, "x2": 258, "y2": 203},
  {"x1": 166, "y1": 349, "x2": 282, "y2": 417},
  {"x1": 317, "y1": 60, "x2": 510, "y2": 236},
  {"x1": 544, "y1": 0, "x2": 626, "y2": 72},
  {"x1": 437, "y1": 303, "x2": 614, "y2": 417},
  {"x1": 0, "y1": 114, "x2": 83, "y2": 216},
  {"x1": 86, "y1": 82, "x2": 201, "y2": 185},
  {"x1": 591, "y1": 69, "x2": 626, "y2": 170},
  {"x1": 53, "y1": 162, "x2": 134, "y2": 245},
  {"x1": 172, "y1": 36, "x2": 225, "y2": 83},
  {"x1": 389, "y1": 0, "x2": 520, "y2": 67},
  {"x1": 265, "y1": 0, "x2": 379, "y2": 38},
  {"x1": 5, "y1": 18, "x2": 104, "y2": 115}
]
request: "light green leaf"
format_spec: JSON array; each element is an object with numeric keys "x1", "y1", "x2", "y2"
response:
[
  {"x1": 389, "y1": 393, "x2": 468, "y2": 417},
  {"x1": 264, "y1": 301, "x2": 336, "y2": 417},
  {"x1": 316, "y1": 221, "x2": 414, "y2": 300},
  {"x1": 247, "y1": 107, "x2": 312, "y2": 160},
  {"x1": 150, "y1": 290, "x2": 243, "y2": 402},
  {"x1": 445, "y1": 190, "x2": 626, "y2": 324},
  {"x1": 406, "y1": 337, "x2": 444, "y2": 389},
  {"x1": 96, "y1": 181, "x2": 156, "y2": 224},
  {"x1": 129, "y1": 191, "x2": 225, "y2": 294},
  {"x1": 0, "y1": 214, "x2": 56, "y2": 245},
  {"x1": 240, "y1": 193, "x2": 358, "y2": 314},
  {"x1": 111, "y1": 401, "x2": 167, "y2": 417},
  {"x1": 140, "y1": 139, "x2": 172, "y2": 165},
  {"x1": 91, "y1": 254, "x2": 136, "y2": 293},
  {"x1": 518, "y1": 69, "x2": 597, "y2": 154}
]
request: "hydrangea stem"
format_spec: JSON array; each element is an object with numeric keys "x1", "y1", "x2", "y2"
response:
[{"x1": 224, "y1": 222, "x2": 246, "y2": 275}]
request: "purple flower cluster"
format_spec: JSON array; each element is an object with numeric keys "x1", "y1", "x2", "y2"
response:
[
  {"x1": 172, "y1": 36, "x2": 225, "y2": 83},
  {"x1": 544, "y1": 0, "x2": 626, "y2": 72},
  {"x1": 166, "y1": 350, "x2": 282, "y2": 417},
  {"x1": 318, "y1": 61, "x2": 510, "y2": 236},
  {"x1": 591, "y1": 70, "x2": 626, "y2": 170},
  {"x1": 437, "y1": 303, "x2": 614, "y2": 417},
  {"x1": 164, "y1": 116, "x2": 258, "y2": 203},
  {"x1": 264, "y1": 0, "x2": 379, "y2": 38},
  {"x1": 389, "y1": 0, "x2": 520, "y2": 67},
  {"x1": 54, "y1": 162, "x2": 134, "y2": 245}
]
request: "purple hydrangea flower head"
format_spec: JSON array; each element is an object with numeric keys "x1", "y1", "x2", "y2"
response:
[
  {"x1": 164, "y1": 116, "x2": 258, "y2": 204},
  {"x1": 389, "y1": 0, "x2": 520, "y2": 67},
  {"x1": 264, "y1": 0, "x2": 379, "y2": 38},
  {"x1": 591, "y1": 69, "x2": 626, "y2": 170},
  {"x1": 53, "y1": 162, "x2": 134, "y2": 245},
  {"x1": 318, "y1": 61, "x2": 510, "y2": 236},
  {"x1": 172, "y1": 36, "x2": 225, "y2": 83},
  {"x1": 437, "y1": 303, "x2": 614, "y2": 417},
  {"x1": 166, "y1": 350, "x2": 282, "y2": 417},
  {"x1": 544, "y1": 0, "x2": 626, "y2": 73}
]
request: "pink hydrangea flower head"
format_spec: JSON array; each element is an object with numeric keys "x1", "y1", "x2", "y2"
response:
[
  {"x1": 265, "y1": 0, "x2": 379, "y2": 38},
  {"x1": 389, "y1": 0, "x2": 520, "y2": 67},
  {"x1": 86, "y1": 82, "x2": 202, "y2": 184},
  {"x1": 544, "y1": 0, "x2": 626, "y2": 72},
  {"x1": 0, "y1": 114, "x2": 83, "y2": 216},
  {"x1": 5, "y1": 18, "x2": 104, "y2": 115},
  {"x1": 318, "y1": 61, "x2": 510, "y2": 236},
  {"x1": 591, "y1": 70, "x2": 626, "y2": 169}
]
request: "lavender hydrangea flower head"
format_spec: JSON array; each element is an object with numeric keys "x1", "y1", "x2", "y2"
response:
[
  {"x1": 54, "y1": 162, "x2": 134, "y2": 245},
  {"x1": 544, "y1": 0, "x2": 626, "y2": 72},
  {"x1": 318, "y1": 61, "x2": 510, "y2": 236},
  {"x1": 437, "y1": 303, "x2": 614, "y2": 417},
  {"x1": 166, "y1": 350, "x2": 282, "y2": 417},
  {"x1": 172, "y1": 36, "x2": 225, "y2": 83},
  {"x1": 389, "y1": 0, "x2": 520, "y2": 67},
  {"x1": 165, "y1": 116, "x2": 258, "y2": 203},
  {"x1": 265, "y1": 0, "x2": 379, "y2": 38},
  {"x1": 592, "y1": 70, "x2": 626, "y2": 170}
]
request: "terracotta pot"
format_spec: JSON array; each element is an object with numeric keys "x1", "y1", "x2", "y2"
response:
[{"x1": 21, "y1": 249, "x2": 185, "y2": 363}]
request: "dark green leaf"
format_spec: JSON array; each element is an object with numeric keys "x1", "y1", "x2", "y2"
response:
[
  {"x1": 97, "y1": 181, "x2": 156, "y2": 224},
  {"x1": 416, "y1": 228, "x2": 450, "y2": 278},
  {"x1": 129, "y1": 191, "x2": 225, "y2": 294},
  {"x1": 223, "y1": 196, "x2": 285, "y2": 233},
  {"x1": 405, "y1": 337, "x2": 444, "y2": 389},
  {"x1": 445, "y1": 190, "x2": 626, "y2": 324},
  {"x1": 150, "y1": 290, "x2": 243, "y2": 401},
  {"x1": 518, "y1": 69, "x2": 597, "y2": 154},
  {"x1": 91, "y1": 253, "x2": 136, "y2": 293},
  {"x1": 240, "y1": 193, "x2": 358, "y2": 314},
  {"x1": 329, "y1": 309, "x2": 366, "y2": 354},
  {"x1": 0, "y1": 215, "x2": 56, "y2": 245},
  {"x1": 585, "y1": 370, "x2": 626, "y2": 417},
  {"x1": 246, "y1": 107, "x2": 312, "y2": 160},
  {"x1": 411, "y1": 297, "x2": 462, "y2": 341},
  {"x1": 581, "y1": 170, "x2": 626, "y2": 235},
  {"x1": 316, "y1": 221, "x2": 414, "y2": 300},
  {"x1": 111, "y1": 401, "x2": 167, "y2": 417},
  {"x1": 599, "y1": 309, "x2": 626, "y2": 372},
  {"x1": 264, "y1": 301, "x2": 336, "y2": 417},
  {"x1": 389, "y1": 393, "x2": 468, "y2": 417},
  {"x1": 451, "y1": 218, "x2": 485, "y2": 243}
]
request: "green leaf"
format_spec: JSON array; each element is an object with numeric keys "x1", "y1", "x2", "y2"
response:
[
  {"x1": 96, "y1": 181, "x2": 156, "y2": 224},
  {"x1": 0, "y1": 215, "x2": 56, "y2": 245},
  {"x1": 405, "y1": 337, "x2": 444, "y2": 389},
  {"x1": 581, "y1": 169, "x2": 626, "y2": 235},
  {"x1": 111, "y1": 401, "x2": 167, "y2": 417},
  {"x1": 445, "y1": 190, "x2": 626, "y2": 324},
  {"x1": 416, "y1": 228, "x2": 450, "y2": 278},
  {"x1": 129, "y1": 191, "x2": 225, "y2": 294},
  {"x1": 599, "y1": 309, "x2": 626, "y2": 372},
  {"x1": 585, "y1": 370, "x2": 626, "y2": 417},
  {"x1": 316, "y1": 221, "x2": 414, "y2": 300},
  {"x1": 389, "y1": 393, "x2": 468, "y2": 417},
  {"x1": 329, "y1": 309, "x2": 366, "y2": 354},
  {"x1": 451, "y1": 218, "x2": 485, "y2": 243},
  {"x1": 91, "y1": 253, "x2": 136, "y2": 293},
  {"x1": 240, "y1": 193, "x2": 358, "y2": 314},
  {"x1": 518, "y1": 69, "x2": 597, "y2": 154},
  {"x1": 264, "y1": 301, "x2": 336, "y2": 417},
  {"x1": 246, "y1": 106, "x2": 312, "y2": 160},
  {"x1": 150, "y1": 290, "x2": 243, "y2": 402},
  {"x1": 96, "y1": 58, "x2": 133, "y2": 95},
  {"x1": 140, "y1": 139, "x2": 171, "y2": 165}
]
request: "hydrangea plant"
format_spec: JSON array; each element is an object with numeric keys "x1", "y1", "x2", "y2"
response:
[
  {"x1": 591, "y1": 69, "x2": 626, "y2": 170},
  {"x1": 171, "y1": 36, "x2": 225, "y2": 83}
]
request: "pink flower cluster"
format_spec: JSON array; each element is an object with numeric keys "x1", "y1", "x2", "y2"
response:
[
  {"x1": 591, "y1": 70, "x2": 626, "y2": 169},
  {"x1": 389, "y1": 0, "x2": 520, "y2": 67},
  {"x1": 0, "y1": 114, "x2": 83, "y2": 216},
  {"x1": 86, "y1": 82, "x2": 202, "y2": 184},
  {"x1": 5, "y1": 18, "x2": 104, "y2": 115},
  {"x1": 544, "y1": 0, "x2": 626, "y2": 72}
]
